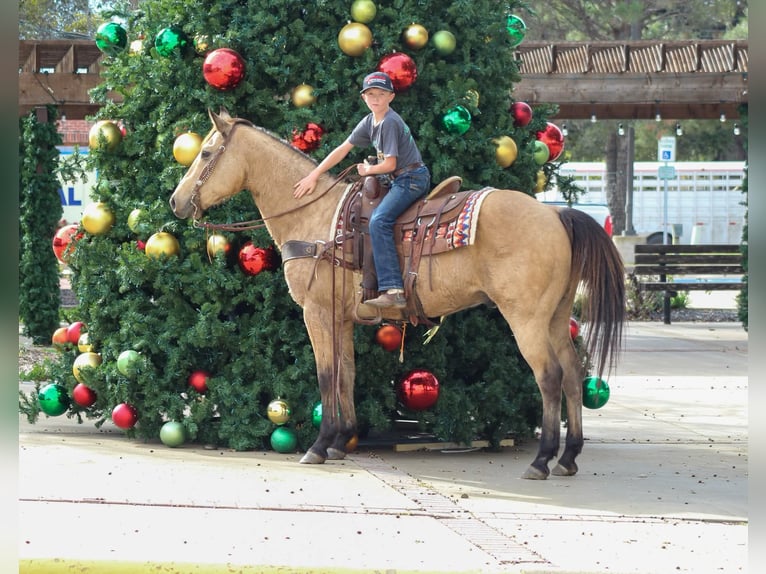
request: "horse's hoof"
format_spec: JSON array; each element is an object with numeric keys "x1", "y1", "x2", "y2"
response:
[
  {"x1": 299, "y1": 451, "x2": 326, "y2": 464},
  {"x1": 552, "y1": 463, "x2": 578, "y2": 476},
  {"x1": 521, "y1": 465, "x2": 549, "y2": 480},
  {"x1": 326, "y1": 447, "x2": 346, "y2": 460}
]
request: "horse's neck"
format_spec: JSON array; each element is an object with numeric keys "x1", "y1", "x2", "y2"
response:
[{"x1": 242, "y1": 129, "x2": 341, "y2": 246}]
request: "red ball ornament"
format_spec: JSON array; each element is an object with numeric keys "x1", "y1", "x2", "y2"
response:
[
  {"x1": 291, "y1": 122, "x2": 324, "y2": 152},
  {"x1": 188, "y1": 370, "x2": 210, "y2": 394},
  {"x1": 570, "y1": 317, "x2": 579, "y2": 340},
  {"x1": 536, "y1": 122, "x2": 565, "y2": 161},
  {"x1": 375, "y1": 324, "x2": 402, "y2": 352},
  {"x1": 112, "y1": 402, "x2": 138, "y2": 429},
  {"x1": 510, "y1": 101, "x2": 533, "y2": 127},
  {"x1": 66, "y1": 321, "x2": 85, "y2": 344},
  {"x1": 52, "y1": 224, "x2": 82, "y2": 264},
  {"x1": 72, "y1": 383, "x2": 97, "y2": 408},
  {"x1": 397, "y1": 369, "x2": 439, "y2": 411},
  {"x1": 203, "y1": 48, "x2": 246, "y2": 91},
  {"x1": 238, "y1": 242, "x2": 278, "y2": 276},
  {"x1": 377, "y1": 52, "x2": 417, "y2": 92}
]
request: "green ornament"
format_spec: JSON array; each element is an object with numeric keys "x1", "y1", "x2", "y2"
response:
[
  {"x1": 95, "y1": 22, "x2": 128, "y2": 56},
  {"x1": 312, "y1": 401, "x2": 322, "y2": 429},
  {"x1": 506, "y1": 15, "x2": 526, "y2": 47},
  {"x1": 270, "y1": 427, "x2": 298, "y2": 453},
  {"x1": 155, "y1": 26, "x2": 190, "y2": 58},
  {"x1": 159, "y1": 421, "x2": 186, "y2": 448},
  {"x1": 582, "y1": 376, "x2": 610, "y2": 409},
  {"x1": 38, "y1": 383, "x2": 70, "y2": 417},
  {"x1": 442, "y1": 105, "x2": 472, "y2": 135}
]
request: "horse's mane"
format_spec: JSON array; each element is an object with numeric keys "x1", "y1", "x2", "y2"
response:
[{"x1": 243, "y1": 120, "x2": 321, "y2": 168}]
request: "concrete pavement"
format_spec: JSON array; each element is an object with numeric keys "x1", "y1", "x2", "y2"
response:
[{"x1": 18, "y1": 321, "x2": 748, "y2": 573}]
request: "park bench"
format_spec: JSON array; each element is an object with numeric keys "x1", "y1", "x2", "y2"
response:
[{"x1": 631, "y1": 243, "x2": 744, "y2": 324}]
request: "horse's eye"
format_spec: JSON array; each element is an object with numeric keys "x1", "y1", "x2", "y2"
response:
[{"x1": 201, "y1": 150, "x2": 211, "y2": 159}]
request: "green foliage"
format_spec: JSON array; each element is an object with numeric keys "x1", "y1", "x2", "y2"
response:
[
  {"x1": 23, "y1": 0, "x2": 559, "y2": 449},
  {"x1": 736, "y1": 107, "x2": 748, "y2": 330},
  {"x1": 18, "y1": 105, "x2": 64, "y2": 344}
]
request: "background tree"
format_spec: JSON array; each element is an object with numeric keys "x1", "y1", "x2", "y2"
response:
[{"x1": 21, "y1": 0, "x2": 565, "y2": 450}]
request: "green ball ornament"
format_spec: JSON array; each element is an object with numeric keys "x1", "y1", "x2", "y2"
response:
[
  {"x1": 312, "y1": 401, "x2": 322, "y2": 429},
  {"x1": 117, "y1": 350, "x2": 142, "y2": 378},
  {"x1": 533, "y1": 140, "x2": 550, "y2": 165},
  {"x1": 267, "y1": 399, "x2": 291, "y2": 425},
  {"x1": 155, "y1": 26, "x2": 191, "y2": 58},
  {"x1": 506, "y1": 15, "x2": 526, "y2": 47},
  {"x1": 583, "y1": 376, "x2": 610, "y2": 409},
  {"x1": 95, "y1": 22, "x2": 128, "y2": 56},
  {"x1": 442, "y1": 105, "x2": 472, "y2": 135},
  {"x1": 38, "y1": 383, "x2": 70, "y2": 417},
  {"x1": 270, "y1": 427, "x2": 298, "y2": 453},
  {"x1": 159, "y1": 421, "x2": 186, "y2": 448}
]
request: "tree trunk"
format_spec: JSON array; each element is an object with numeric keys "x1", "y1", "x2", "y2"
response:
[{"x1": 605, "y1": 131, "x2": 627, "y2": 235}]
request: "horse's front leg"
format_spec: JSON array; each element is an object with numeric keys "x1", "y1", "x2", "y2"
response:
[{"x1": 299, "y1": 304, "x2": 357, "y2": 464}]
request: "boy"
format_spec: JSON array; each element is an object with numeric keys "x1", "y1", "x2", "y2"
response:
[{"x1": 293, "y1": 71, "x2": 430, "y2": 308}]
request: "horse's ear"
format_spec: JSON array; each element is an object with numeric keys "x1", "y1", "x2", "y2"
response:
[{"x1": 208, "y1": 108, "x2": 232, "y2": 136}]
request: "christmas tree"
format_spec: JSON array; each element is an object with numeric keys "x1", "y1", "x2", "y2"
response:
[{"x1": 21, "y1": 0, "x2": 571, "y2": 451}]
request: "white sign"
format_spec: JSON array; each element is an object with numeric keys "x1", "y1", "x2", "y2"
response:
[{"x1": 658, "y1": 136, "x2": 676, "y2": 162}]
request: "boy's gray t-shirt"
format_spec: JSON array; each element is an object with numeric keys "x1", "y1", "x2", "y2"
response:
[{"x1": 347, "y1": 109, "x2": 422, "y2": 171}]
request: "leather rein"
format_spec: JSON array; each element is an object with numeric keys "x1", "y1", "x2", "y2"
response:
[{"x1": 188, "y1": 120, "x2": 354, "y2": 232}]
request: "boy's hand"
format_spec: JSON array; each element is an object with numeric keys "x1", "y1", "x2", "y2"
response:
[{"x1": 293, "y1": 174, "x2": 317, "y2": 199}]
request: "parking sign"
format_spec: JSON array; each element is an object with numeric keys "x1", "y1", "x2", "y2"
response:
[{"x1": 658, "y1": 136, "x2": 676, "y2": 162}]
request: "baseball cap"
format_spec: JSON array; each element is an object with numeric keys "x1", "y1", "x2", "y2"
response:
[{"x1": 360, "y1": 72, "x2": 394, "y2": 94}]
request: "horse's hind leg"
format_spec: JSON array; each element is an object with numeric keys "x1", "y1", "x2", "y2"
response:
[{"x1": 550, "y1": 320, "x2": 585, "y2": 476}]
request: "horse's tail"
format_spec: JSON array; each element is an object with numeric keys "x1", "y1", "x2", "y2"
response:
[{"x1": 558, "y1": 208, "x2": 625, "y2": 378}]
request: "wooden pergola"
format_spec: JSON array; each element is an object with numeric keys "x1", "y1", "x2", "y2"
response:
[{"x1": 19, "y1": 38, "x2": 748, "y2": 129}]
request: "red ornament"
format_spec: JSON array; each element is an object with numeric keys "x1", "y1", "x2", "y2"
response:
[
  {"x1": 112, "y1": 402, "x2": 138, "y2": 429},
  {"x1": 291, "y1": 122, "x2": 325, "y2": 152},
  {"x1": 397, "y1": 369, "x2": 439, "y2": 411},
  {"x1": 72, "y1": 383, "x2": 97, "y2": 408},
  {"x1": 52, "y1": 224, "x2": 82, "y2": 263},
  {"x1": 375, "y1": 324, "x2": 403, "y2": 352},
  {"x1": 570, "y1": 317, "x2": 579, "y2": 339},
  {"x1": 377, "y1": 52, "x2": 418, "y2": 92},
  {"x1": 202, "y1": 48, "x2": 246, "y2": 91},
  {"x1": 536, "y1": 122, "x2": 565, "y2": 161},
  {"x1": 509, "y1": 101, "x2": 533, "y2": 127},
  {"x1": 136, "y1": 239, "x2": 146, "y2": 251},
  {"x1": 188, "y1": 370, "x2": 210, "y2": 394},
  {"x1": 238, "y1": 242, "x2": 278, "y2": 275},
  {"x1": 66, "y1": 321, "x2": 85, "y2": 345}
]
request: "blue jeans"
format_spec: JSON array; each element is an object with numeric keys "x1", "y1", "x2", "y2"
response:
[{"x1": 369, "y1": 165, "x2": 431, "y2": 291}]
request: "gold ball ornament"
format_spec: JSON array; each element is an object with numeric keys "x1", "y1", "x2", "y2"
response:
[
  {"x1": 129, "y1": 39, "x2": 144, "y2": 54},
  {"x1": 206, "y1": 233, "x2": 230, "y2": 258},
  {"x1": 534, "y1": 170, "x2": 547, "y2": 193},
  {"x1": 173, "y1": 132, "x2": 203, "y2": 166},
  {"x1": 493, "y1": 136, "x2": 518, "y2": 168},
  {"x1": 350, "y1": 0, "x2": 377, "y2": 23},
  {"x1": 291, "y1": 83, "x2": 316, "y2": 108},
  {"x1": 88, "y1": 120, "x2": 122, "y2": 151},
  {"x1": 463, "y1": 89, "x2": 480, "y2": 108},
  {"x1": 73, "y1": 351, "x2": 102, "y2": 384},
  {"x1": 403, "y1": 23, "x2": 429, "y2": 50},
  {"x1": 267, "y1": 399, "x2": 291, "y2": 425},
  {"x1": 81, "y1": 202, "x2": 115, "y2": 235},
  {"x1": 145, "y1": 232, "x2": 180, "y2": 258},
  {"x1": 78, "y1": 333, "x2": 94, "y2": 353},
  {"x1": 338, "y1": 22, "x2": 372, "y2": 57},
  {"x1": 194, "y1": 34, "x2": 210, "y2": 54}
]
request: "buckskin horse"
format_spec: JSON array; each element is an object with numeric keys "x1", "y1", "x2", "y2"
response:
[{"x1": 170, "y1": 109, "x2": 625, "y2": 480}]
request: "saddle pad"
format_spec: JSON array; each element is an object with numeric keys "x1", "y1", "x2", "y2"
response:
[{"x1": 451, "y1": 188, "x2": 494, "y2": 248}]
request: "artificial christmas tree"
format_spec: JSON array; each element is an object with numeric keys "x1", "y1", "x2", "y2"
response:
[{"x1": 21, "y1": 0, "x2": 575, "y2": 451}]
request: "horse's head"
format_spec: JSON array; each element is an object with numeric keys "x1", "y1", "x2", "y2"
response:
[{"x1": 170, "y1": 108, "x2": 249, "y2": 220}]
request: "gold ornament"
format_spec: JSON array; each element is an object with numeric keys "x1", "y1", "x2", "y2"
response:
[
  {"x1": 88, "y1": 120, "x2": 122, "y2": 151},
  {"x1": 291, "y1": 84, "x2": 316, "y2": 107},
  {"x1": 194, "y1": 34, "x2": 210, "y2": 54},
  {"x1": 403, "y1": 23, "x2": 429, "y2": 50},
  {"x1": 78, "y1": 333, "x2": 94, "y2": 353},
  {"x1": 534, "y1": 170, "x2": 547, "y2": 193},
  {"x1": 463, "y1": 89, "x2": 480, "y2": 108},
  {"x1": 350, "y1": 0, "x2": 376, "y2": 23},
  {"x1": 338, "y1": 22, "x2": 372, "y2": 57},
  {"x1": 145, "y1": 232, "x2": 181, "y2": 258},
  {"x1": 73, "y1": 352, "x2": 102, "y2": 384},
  {"x1": 267, "y1": 399, "x2": 291, "y2": 425},
  {"x1": 81, "y1": 202, "x2": 115, "y2": 235},
  {"x1": 206, "y1": 234, "x2": 230, "y2": 258},
  {"x1": 493, "y1": 136, "x2": 518, "y2": 168},
  {"x1": 173, "y1": 132, "x2": 203, "y2": 166}
]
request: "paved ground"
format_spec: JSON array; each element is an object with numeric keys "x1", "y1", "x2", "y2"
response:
[{"x1": 18, "y1": 319, "x2": 748, "y2": 573}]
